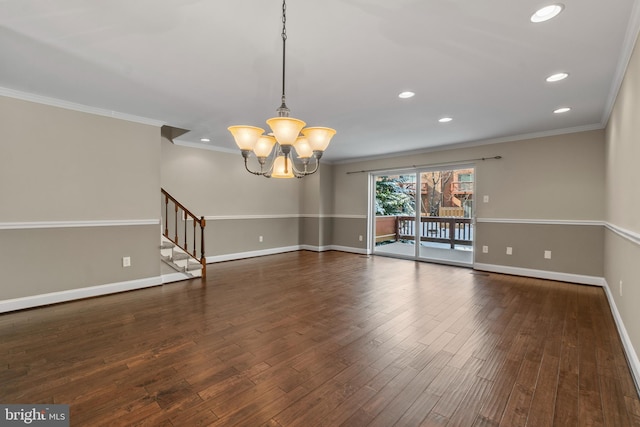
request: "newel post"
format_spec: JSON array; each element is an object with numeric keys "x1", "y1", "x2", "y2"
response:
[{"x1": 200, "y1": 216, "x2": 206, "y2": 279}]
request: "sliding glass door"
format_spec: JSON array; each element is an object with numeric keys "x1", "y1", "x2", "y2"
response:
[{"x1": 372, "y1": 165, "x2": 474, "y2": 266}]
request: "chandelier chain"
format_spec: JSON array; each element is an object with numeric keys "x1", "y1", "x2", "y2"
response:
[{"x1": 279, "y1": 0, "x2": 288, "y2": 114}]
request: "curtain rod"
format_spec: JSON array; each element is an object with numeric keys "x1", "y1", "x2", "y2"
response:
[{"x1": 345, "y1": 156, "x2": 502, "y2": 175}]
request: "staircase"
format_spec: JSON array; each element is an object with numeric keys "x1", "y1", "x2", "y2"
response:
[
  {"x1": 161, "y1": 188, "x2": 207, "y2": 280},
  {"x1": 160, "y1": 236, "x2": 203, "y2": 278}
]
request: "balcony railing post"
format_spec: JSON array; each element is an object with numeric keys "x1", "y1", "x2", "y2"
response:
[{"x1": 449, "y1": 217, "x2": 455, "y2": 248}]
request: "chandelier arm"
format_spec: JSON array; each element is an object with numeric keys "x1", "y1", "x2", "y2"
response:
[
  {"x1": 243, "y1": 156, "x2": 266, "y2": 176},
  {"x1": 290, "y1": 157, "x2": 320, "y2": 177}
]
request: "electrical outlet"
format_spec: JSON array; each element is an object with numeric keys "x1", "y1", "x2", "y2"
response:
[
  {"x1": 506, "y1": 247, "x2": 513, "y2": 255},
  {"x1": 359, "y1": 235, "x2": 363, "y2": 242},
  {"x1": 482, "y1": 245, "x2": 489, "y2": 253},
  {"x1": 544, "y1": 250, "x2": 551, "y2": 259},
  {"x1": 483, "y1": 195, "x2": 489, "y2": 203},
  {"x1": 259, "y1": 236, "x2": 263, "y2": 242},
  {"x1": 122, "y1": 256, "x2": 131, "y2": 267},
  {"x1": 620, "y1": 280, "x2": 623, "y2": 296}
]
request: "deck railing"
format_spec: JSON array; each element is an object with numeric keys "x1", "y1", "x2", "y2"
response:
[{"x1": 376, "y1": 215, "x2": 473, "y2": 249}]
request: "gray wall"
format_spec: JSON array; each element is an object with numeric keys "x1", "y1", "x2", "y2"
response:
[
  {"x1": 0, "y1": 96, "x2": 161, "y2": 300},
  {"x1": 605, "y1": 33, "x2": 640, "y2": 363},
  {"x1": 332, "y1": 129, "x2": 606, "y2": 276},
  {"x1": 161, "y1": 137, "x2": 304, "y2": 257}
]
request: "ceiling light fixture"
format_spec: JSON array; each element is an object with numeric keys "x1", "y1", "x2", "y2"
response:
[
  {"x1": 531, "y1": 4, "x2": 564, "y2": 23},
  {"x1": 546, "y1": 72, "x2": 569, "y2": 82},
  {"x1": 438, "y1": 117, "x2": 453, "y2": 123},
  {"x1": 228, "y1": 0, "x2": 335, "y2": 179},
  {"x1": 554, "y1": 107, "x2": 571, "y2": 114},
  {"x1": 398, "y1": 91, "x2": 415, "y2": 99},
  {"x1": 200, "y1": 138, "x2": 210, "y2": 142}
]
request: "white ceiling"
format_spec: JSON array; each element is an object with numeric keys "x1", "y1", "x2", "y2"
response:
[{"x1": 1, "y1": 0, "x2": 639, "y2": 162}]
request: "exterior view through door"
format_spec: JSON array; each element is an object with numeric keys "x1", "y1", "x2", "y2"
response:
[{"x1": 373, "y1": 166, "x2": 474, "y2": 266}]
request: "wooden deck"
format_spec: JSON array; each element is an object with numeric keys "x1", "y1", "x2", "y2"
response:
[{"x1": 1, "y1": 251, "x2": 639, "y2": 426}]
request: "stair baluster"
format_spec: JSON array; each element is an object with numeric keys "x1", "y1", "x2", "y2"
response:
[{"x1": 161, "y1": 189, "x2": 207, "y2": 279}]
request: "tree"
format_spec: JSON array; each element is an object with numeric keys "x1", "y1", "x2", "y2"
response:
[
  {"x1": 375, "y1": 176, "x2": 415, "y2": 215},
  {"x1": 422, "y1": 171, "x2": 453, "y2": 216}
]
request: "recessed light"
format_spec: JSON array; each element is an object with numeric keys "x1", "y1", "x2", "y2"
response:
[
  {"x1": 546, "y1": 72, "x2": 569, "y2": 82},
  {"x1": 200, "y1": 138, "x2": 211, "y2": 142},
  {"x1": 398, "y1": 91, "x2": 415, "y2": 99},
  {"x1": 554, "y1": 107, "x2": 571, "y2": 114},
  {"x1": 438, "y1": 117, "x2": 453, "y2": 123},
  {"x1": 531, "y1": 4, "x2": 564, "y2": 23}
]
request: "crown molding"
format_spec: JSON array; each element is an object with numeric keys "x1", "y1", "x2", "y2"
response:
[
  {"x1": 602, "y1": 0, "x2": 640, "y2": 126},
  {"x1": 0, "y1": 87, "x2": 165, "y2": 127},
  {"x1": 333, "y1": 124, "x2": 603, "y2": 165}
]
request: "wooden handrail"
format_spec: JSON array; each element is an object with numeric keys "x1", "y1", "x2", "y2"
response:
[
  {"x1": 376, "y1": 215, "x2": 473, "y2": 249},
  {"x1": 393, "y1": 215, "x2": 473, "y2": 249},
  {"x1": 161, "y1": 188, "x2": 206, "y2": 279}
]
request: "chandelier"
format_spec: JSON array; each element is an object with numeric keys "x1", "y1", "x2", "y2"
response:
[{"x1": 228, "y1": 0, "x2": 336, "y2": 178}]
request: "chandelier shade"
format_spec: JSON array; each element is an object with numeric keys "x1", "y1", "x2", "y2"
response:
[
  {"x1": 293, "y1": 137, "x2": 313, "y2": 159},
  {"x1": 302, "y1": 127, "x2": 337, "y2": 152},
  {"x1": 228, "y1": 125, "x2": 264, "y2": 151},
  {"x1": 266, "y1": 117, "x2": 306, "y2": 147},
  {"x1": 227, "y1": 0, "x2": 335, "y2": 179},
  {"x1": 271, "y1": 155, "x2": 295, "y2": 179},
  {"x1": 253, "y1": 135, "x2": 277, "y2": 158}
]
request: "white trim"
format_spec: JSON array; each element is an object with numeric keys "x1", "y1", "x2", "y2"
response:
[
  {"x1": 207, "y1": 246, "x2": 301, "y2": 263},
  {"x1": 473, "y1": 263, "x2": 605, "y2": 286},
  {"x1": 0, "y1": 277, "x2": 162, "y2": 314},
  {"x1": 205, "y1": 214, "x2": 366, "y2": 220},
  {"x1": 173, "y1": 139, "x2": 238, "y2": 155},
  {"x1": 476, "y1": 218, "x2": 604, "y2": 226},
  {"x1": 602, "y1": 280, "x2": 640, "y2": 395},
  {"x1": 0, "y1": 87, "x2": 164, "y2": 127},
  {"x1": 333, "y1": 124, "x2": 602, "y2": 165},
  {"x1": 300, "y1": 244, "x2": 369, "y2": 255},
  {"x1": 605, "y1": 222, "x2": 640, "y2": 246},
  {"x1": 0, "y1": 219, "x2": 160, "y2": 230},
  {"x1": 300, "y1": 214, "x2": 367, "y2": 219},
  {"x1": 161, "y1": 272, "x2": 192, "y2": 284},
  {"x1": 206, "y1": 244, "x2": 368, "y2": 263},
  {"x1": 602, "y1": 0, "x2": 640, "y2": 126},
  {"x1": 205, "y1": 214, "x2": 296, "y2": 220}
]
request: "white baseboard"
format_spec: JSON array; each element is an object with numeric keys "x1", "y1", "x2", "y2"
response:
[
  {"x1": 300, "y1": 244, "x2": 369, "y2": 255},
  {"x1": 161, "y1": 272, "x2": 192, "y2": 284},
  {"x1": 206, "y1": 245, "x2": 301, "y2": 263},
  {"x1": 206, "y1": 245, "x2": 368, "y2": 263},
  {"x1": 0, "y1": 277, "x2": 162, "y2": 313},
  {"x1": 473, "y1": 263, "x2": 605, "y2": 286},
  {"x1": 602, "y1": 280, "x2": 640, "y2": 395}
]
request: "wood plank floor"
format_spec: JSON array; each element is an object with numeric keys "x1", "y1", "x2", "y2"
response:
[{"x1": 1, "y1": 251, "x2": 639, "y2": 426}]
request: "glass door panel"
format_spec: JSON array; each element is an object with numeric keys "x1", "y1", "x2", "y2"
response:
[
  {"x1": 417, "y1": 167, "x2": 474, "y2": 265},
  {"x1": 373, "y1": 173, "x2": 418, "y2": 258}
]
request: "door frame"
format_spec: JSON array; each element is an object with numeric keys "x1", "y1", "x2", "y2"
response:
[{"x1": 369, "y1": 163, "x2": 476, "y2": 266}]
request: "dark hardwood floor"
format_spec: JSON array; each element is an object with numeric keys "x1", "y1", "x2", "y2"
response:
[{"x1": 1, "y1": 251, "x2": 639, "y2": 426}]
